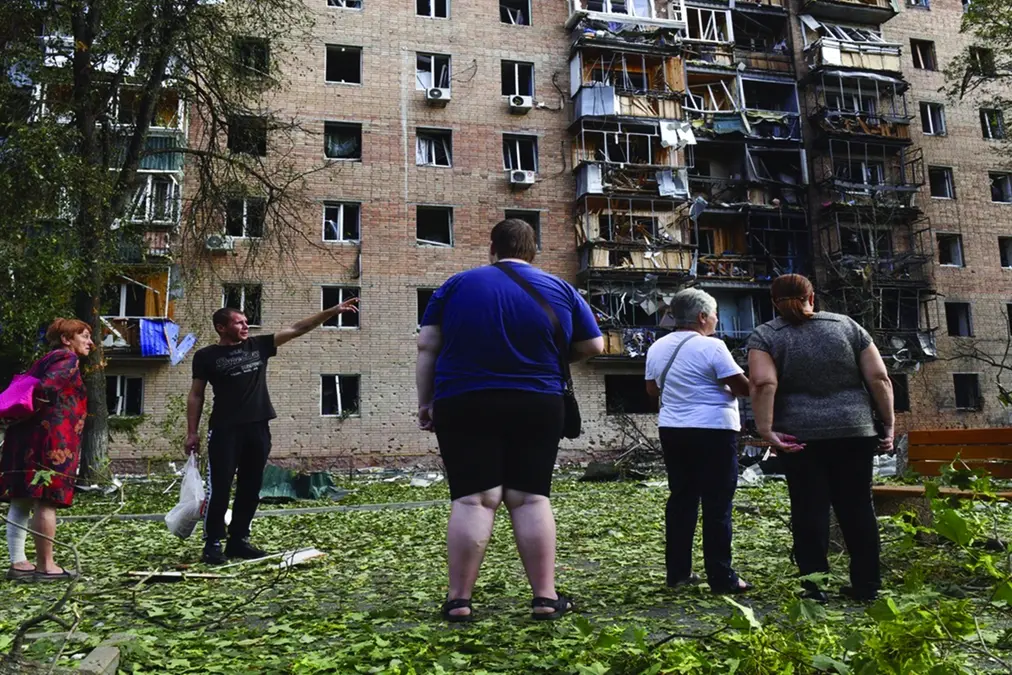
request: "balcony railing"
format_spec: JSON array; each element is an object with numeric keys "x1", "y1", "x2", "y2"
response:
[
  {"x1": 812, "y1": 110, "x2": 911, "y2": 141},
  {"x1": 577, "y1": 163, "x2": 689, "y2": 199},
  {"x1": 806, "y1": 38, "x2": 902, "y2": 73},
  {"x1": 566, "y1": 0, "x2": 687, "y2": 30},
  {"x1": 580, "y1": 241, "x2": 694, "y2": 277},
  {"x1": 573, "y1": 86, "x2": 682, "y2": 121}
]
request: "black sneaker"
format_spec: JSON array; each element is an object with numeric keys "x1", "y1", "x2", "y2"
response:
[
  {"x1": 202, "y1": 541, "x2": 228, "y2": 566},
  {"x1": 800, "y1": 588, "x2": 829, "y2": 604},
  {"x1": 225, "y1": 538, "x2": 268, "y2": 559},
  {"x1": 840, "y1": 585, "x2": 878, "y2": 603}
]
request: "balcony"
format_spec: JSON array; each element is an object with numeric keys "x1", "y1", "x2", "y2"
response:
[
  {"x1": 580, "y1": 241, "x2": 694, "y2": 279},
  {"x1": 812, "y1": 110, "x2": 911, "y2": 142},
  {"x1": 805, "y1": 38, "x2": 902, "y2": 73},
  {"x1": 576, "y1": 163, "x2": 690, "y2": 199},
  {"x1": 812, "y1": 142, "x2": 923, "y2": 210},
  {"x1": 598, "y1": 326, "x2": 669, "y2": 360},
  {"x1": 566, "y1": 0, "x2": 686, "y2": 30},
  {"x1": 101, "y1": 317, "x2": 175, "y2": 361},
  {"x1": 801, "y1": 0, "x2": 897, "y2": 25}
]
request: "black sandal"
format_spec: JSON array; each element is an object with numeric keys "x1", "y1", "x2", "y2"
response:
[
  {"x1": 441, "y1": 598, "x2": 474, "y2": 623},
  {"x1": 531, "y1": 593, "x2": 574, "y2": 621},
  {"x1": 711, "y1": 579, "x2": 752, "y2": 595}
]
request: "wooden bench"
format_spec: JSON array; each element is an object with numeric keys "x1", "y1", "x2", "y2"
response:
[{"x1": 872, "y1": 428, "x2": 1012, "y2": 503}]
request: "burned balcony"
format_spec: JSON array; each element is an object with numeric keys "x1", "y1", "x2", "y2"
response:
[
  {"x1": 692, "y1": 211, "x2": 809, "y2": 283},
  {"x1": 687, "y1": 143, "x2": 807, "y2": 210},
  {"x1": 708, "y1": 289, "x2": 775, "y2": 354},
  {"x1": 684, "y1": 71, "x2": 801, "y2": 141},
  {"x1": 812, "y1": 141, "x2": 924, "y2": 209},
  {"x1": 566, "y1": 0, "x2": 687, "y2": 30},
  {"x1": 732, "y1": 9, "x2": 793, "y2": 74},
  {"x1": 821, "y1": 213, "x2": 933, "y2": 287},
  {"x1": 800, "y1": 15, "x2": 902, "y2": 73},
  {"x1": 570, "y1": 48, "x2": 684, "y2": 121},
  {"x1": 834, "y1": 287, "x2": 938, "y2": 364},
  {"x1": 809, "y1": 71, "x2": 912, "y2": 142},
  {"x1": 800, "y1": 0, "x2": 896, "y2": 26}
]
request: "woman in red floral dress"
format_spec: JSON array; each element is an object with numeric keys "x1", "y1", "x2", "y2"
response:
[{"x1": 1, "y1": 318, "x2": 93, "y2": 582}]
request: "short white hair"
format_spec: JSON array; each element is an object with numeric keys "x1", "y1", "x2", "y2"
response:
[{"x1": 670, "y1": 288, "x2": 717, "y2": 328}]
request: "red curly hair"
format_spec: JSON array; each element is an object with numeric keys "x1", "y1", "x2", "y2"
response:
[{"x1": 45, "y1": 318, "x2": 91, "y2": 349}]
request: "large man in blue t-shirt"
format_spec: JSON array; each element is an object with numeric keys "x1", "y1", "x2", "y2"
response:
[{"x1": 416, "y1": 218, "x2": 604, "y2": 622}]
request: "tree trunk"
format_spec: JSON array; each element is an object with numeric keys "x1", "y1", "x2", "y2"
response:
[{"x1": 76, "y1": 286, "x2": 108, "y2": 482}]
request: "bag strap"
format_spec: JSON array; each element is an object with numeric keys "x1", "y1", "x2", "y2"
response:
[
  {"x1": 493, "y1": 262, "x2": 573, "y2": 390},
  {"x1": 658, "y1": 333, "x2": 701, "y2": 393}
]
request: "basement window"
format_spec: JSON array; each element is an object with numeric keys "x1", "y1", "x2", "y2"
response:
[
  {"x1": 503, "y1": 134, "x2": 538, "y2": 171},
  {"x1": 990, "y1": 173, "x2": 1012, "y2": 202},
  {"x1": 324, "y1": 122, "x2": 361, "y2": 160},
  {"x1": 981, "y1": 109, "x2": 1006, "y2": 140},
  {"x1": 227, "y1": 116, "x2": 267, "y2": 156},
  {"x1": 999, "y1": 237, "x2": 1012, "y2": 268},
  {"x1": 969, "y1": 46, "x2": 997, "y2": 76},
  {"x1": 416, "y1": 53, "x2": 451, "y2": 90},
  {"x1": 321, "y1": 375, "x2": 360, "y2": 417},
  {"x1": 106, "y1": 376, "x2": 143, "y2": 417},
  {"x1": 417, "y1": 0, "x2": 448, "y2": 18},
  {"x1": 953, "y1": 373, "x2": 981, "y2": 410},
  {"x1": 322, "y1": 286, "x2": 360, "y2": 328},
  {"x1": 920, "y1": 102, "x2": 946, "y2": 136},
  {"x1": 937, "y1": 234, "x2": 964, "y2": 267},
  {"x1": 928, "y1": 167, "x2": 955, "y2": 199},
  {"x1": 605, "y1": 375, "x2": 658, "y2": 415},
  {"x1": 504, "y1": 209, "x2": 541, "y2": 249},
  {"x1": 945, "y1": 302, "x2": 973, "y2": 337},
  {"x1": 501, "y1": 61, "x2": 534, "y2": 97},
  {"x1": 416, "y1": 128, "x2": 452, "y2": 167},
  {"x1": 325, "y1": 45, "x2": 361, "y2": 84},
  {"x1": 890, "y1": 374, "x2": 910, "y2": 412},
  {"x1": 417, "y1": 288, "x2": 436, "y2": 326},
  {"x1": 323, "y1": 202, "x2": 361, "y2": 242},
  {"x1": 500, "y1": 0, "x2": 530, "y2": 25},
  {"x1": 226, "y1": 197, "x2": 266, "y2": 238},
  {"x1": 222, "y1": 284, "x2": 262, "y2": 326},
  {"x1": 911, "y1": 39, "x2": 937, "y2": 70},
  {"x1": 417, "y1": 206, "x2": 453, "y2": 247}
]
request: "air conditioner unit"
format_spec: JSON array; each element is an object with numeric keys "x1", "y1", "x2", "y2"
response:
[
  {"x1": 205, "y1": 234, "x2": 234, "y2": 252},
  {"x1": 425, "y1": 87, "x2": 450, "y2": 107},
  {"x1": 508, "y1": 169, "x2": 537, "y2": 188},
  {"x1": 508, "y1": 95, "x2": 533, "y2": 114}
]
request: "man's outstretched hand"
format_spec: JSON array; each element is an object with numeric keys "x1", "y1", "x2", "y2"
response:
[{"x1": 330, "y1": 297, "x2": 359, "y2": 315}]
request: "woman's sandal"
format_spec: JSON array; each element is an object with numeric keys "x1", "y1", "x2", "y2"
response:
[
  {"x1": 5, "y1": 566, "x2": 36, "y2": 582},
  {"x1": 33, "y1": 568, "x2": 77, "y2": 583},
  {"x1": 531, "y1": 593, "x2": 574, "y2": 621},
  {"x1": 441, "y1": 598, "x2": 474, "y2": 623}
]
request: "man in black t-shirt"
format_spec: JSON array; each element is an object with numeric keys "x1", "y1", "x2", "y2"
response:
[{"x1": 186, "y1": 298, "x2": 358, "y2": 564}]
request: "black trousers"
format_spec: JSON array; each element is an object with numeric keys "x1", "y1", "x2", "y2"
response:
[
  {"x1": 660, "y1": 427, "x2": 740, "y2": 590},
  {"x1": 203, "y1": 422, "x2": 271, "y2": 543},
  {"x1": 779, "y1": 437, "x2": 881, "y2": 594}
]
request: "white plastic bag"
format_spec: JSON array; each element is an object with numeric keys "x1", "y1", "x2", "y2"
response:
[{"x1": 165, "y1": 454, "x2": 205, "y2": 539}]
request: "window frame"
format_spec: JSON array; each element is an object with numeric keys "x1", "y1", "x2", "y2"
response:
[
  {"x1": 128, "y1": 173, "x2": 179, "y2": 224},
  {"x1": 225, "y1": 196, "x2": 266, "y2": 238},
  {"x1": 104, "y1": 281, "x2": 148, "y2": 319},
  {"x1": 416, "y1": 287, "x2": 437, "y2": 327},
  {"x1": 221, "y1": 284, "x2": 263, "y2": 327},
  {"x1": 415, "y1": 128, "x2": 453, "y2": 167},
  {"x1": 502, "y1": 134, "x2": 539, "y2": 172},
  {"x1": 321, "y1": 285, "x2": 360, "y2": 329},
  {"x1": 910, "y1": 39, "x2": 937, "y2": 71},
  {"x1": 326, "y1": 0, "x2": 362, "y2": 9},
  {"x1": 990, "y1": 172, "x2": 1012, "y2": 203},
  {"x1": 106, "y1": 375, "x2": 144, "y2": 417},
  {"x1": 415, "y1": 205, "x2": 454, "y2": 247},
  {"x1": 969, "y1": 46, "x2": 997, "y2": 76},
  {"x1": 227, "y1": 116, "x2": 268, "y2": 156},
  {"x1": 501, "y1": 60, "x2": 535, "y2": 97},
  {"x1": 980, "y1": 108, "x2": 1005, "y2": 140},
  {"x1": 927, "y1": 166, "x2": 955, "y2": 200},
  {"x1": 234, "y1": 37, "x2": 270, "y2": 77},
  {"x1": 604, "y1": 374, "x2": 660, "y2": 415},
  {"x1": 323, "y1": 121, "x2": 362, "y2": 161},
  {"x1": 920, "y1": 101, "x2": 946, "y2": 136},
  {"x1": 890, "y1": 374, "x2": 911, "y2": 412},
  {"x1": 320, "y1": 374, "x2": 362, "y2": 417},
  {"x1": 953, "y1": 373, "x2": 982, "y2": 411},
  {"x1": 324, "y1": 44, "x2": 362, "y2": 85},
  {"x1": 415, "y1": 53, "x2": 451, "y2": 91},
  {"x1": 944, "y1": 301, "x2": 973, "y2": 337},
  {"x1": 937, "y1": 233, "x2": 964, "y2": 267},
  {"x1": 322, "y1": 201, "x2": 361, "y2": 243},
  {"x1": 500, "y1": 0, "x2": 531, "y2": 25},
  {"x1": 999, "y1": 237, "x2": 1012, "y2": 268},
  {"x1": 416, "y1": 0, "x2": 449, "y2": 19}
]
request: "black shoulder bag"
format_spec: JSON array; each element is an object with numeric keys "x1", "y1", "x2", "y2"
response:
[{"x1": 494, "y1": 262, "x2": 582, "y2": 439}]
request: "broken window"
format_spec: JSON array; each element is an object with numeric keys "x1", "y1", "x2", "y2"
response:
[
  {"x1": 981, "y1": 109, "x2": 1005, "y2": 139},
  {"x1": 116, "y1": 88, "x2": 180, "y2": 128},
  {"x1": 969, "y1": 46, "x2": 996, "y2": 76},
  {"x1": 324, "y1": 122, "x2": 361, "y2": 160},
  {"x1": 416, "y1": 128, "x2": 452, "y2": 167},
  {"x1": 222, "y1": 284, "x2": 262, "y2": 326},
  {"x1": 953, "y1": 373, "x2": 981, "y2": 410},
  {"x1": 928, "y1": 167, "x2": 955, "y2": 199},
  {"x1": 106, "y1": 376, "x2": 143, "y2": 417},
  {"x1": 999, "y1": 237, "x2": 1012, "y2": 268},
  {"x1": 417, "y1": 0, "x2": 448, "y2": 18},
  {"x1": 322, "y1": 286, "x2": 360, "y2": 328},
  {"x1": 235, "y1": 38, "x2": 269, "y2": 76},
  {"x1": 417, "y1": 206, "x2": 453, "y2": 246},
  {"x1": 826, "y1": 90, "x2": 878, "y2": 115},
  {"x1": 327, "y1": 0, "x2": 362, "y2": 8},
  {"x1": 841, "y1": 227, "x2": 892, "y2": 257},
  {"x1": 937, "y1": 233, "x2": 964, "y2": 266},
  {"x1": 801, "y1": 16, "x2": 887, "y2": 45},
  {"x1": 605, "y1": 375, "x2": 658, "y2": 414},
  {"x1": 500, "y1": 0, "x2": 530, "y2": 24},
  {"x1": 416, "y1": 53, "x2": 451, "y2": 90},
  {"x1": 504, "y1": 209, "x2": 541, "y2": 249},
  {"x1": 501, "y1": 61, "x2": 534, "y2": 97},
  {"x1": 600, "y1": 215, "x2": 657, "y2": 242},
  {"x1": 586, "y1": 0, "x2": 653, "y2": 16},
  {"x1": 417, "y1": 288, "x2": 436, "y2": 325},
  {"x1": 226, "y1": 197, "x2": 266, "y2": 238},
  {"x1": 685, "y1": 72, "x2": 739, "y2": 112},
  {"x1": 880, "y1": 290, "x2": 920, "y2": 331},
  {"x1": 990, "y1": 173, "x2": 1012, "y2": 202},
  {"x1": 228, "y1": 116, "x2": 267, "y2": 156},
  {"x1": 103, "y1": 282, "x2": 147, "y2": 318},
  {"x1": 920, "y1": 102, "x2": 946, "y2": 135},
  {"x1": 891, "y1": 374, "x2": 910, "y2": 412},
  {"x1": 741, "y1": 80, "x2": 798, "y2": 113},
  {"x1": 325, "y1": 45, "x2": 361, "y2": 84},
  {"x1": 835, "y1": 160, "x2": 883, "y2": 186},
  {"x1": 685, "y1": 6, "x2": 732, "y2": 42},
  {"x1": 323, "y1": 202, "x2": 361, "y2": 242},
  {"x1": 503, "y1": 134, "x2": 538, "y2": 171},
  {"x1": 321, "y1": 375, "x2": 360, "y2": 416},
  {"x1": 945, "y1": 302, "x2": 973, "y2": 337},
  {"x1": 129, "y1": 174, "x2": 178, "y2": 223},
  {"x1": 911, "y1": 39, "x2": 937, "y2": 70}
]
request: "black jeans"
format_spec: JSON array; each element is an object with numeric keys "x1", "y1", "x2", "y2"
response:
[
  {"x1": 779, "y1": 437, "x2": 881, "y2": 594},
  {"x1": 203, "y1": 422, "x2": 271, "y2": 543},
  {"x1": 660, "y1": 427, "x2": 740, "y2": 590}
]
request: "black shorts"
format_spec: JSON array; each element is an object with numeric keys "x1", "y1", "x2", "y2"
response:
[{"x1": 434, "y1": 390, "x2": 564, "y2": 501}]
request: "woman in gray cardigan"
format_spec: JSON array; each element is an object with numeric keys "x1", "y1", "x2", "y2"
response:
[{"x1": 747, "y1": 274, "x2": 894, "y2": 604}]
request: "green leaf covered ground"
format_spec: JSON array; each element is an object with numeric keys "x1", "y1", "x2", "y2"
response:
[{"x1": 2, "y1": 477, "x2": 1010, "y2": 673}]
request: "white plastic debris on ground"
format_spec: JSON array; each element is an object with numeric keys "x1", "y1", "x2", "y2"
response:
[
  {"x1": 738, "y1": 464, "x2": 764, "y2": 487},
  {"x1": 409, "y1": 473, "x2": 444, "y2": 488}
]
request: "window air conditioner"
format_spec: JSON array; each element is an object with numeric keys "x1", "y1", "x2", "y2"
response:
[
  {"x1": 508, "y1": 95, "x2": 533, "y2": 114},
  {"x1": 205, "y1": 234, "x2": 235, "y2": 252},
  {"x1": 425, "y1": 87, "x2": 451, "y2": 107},
  {"x1": 508, "y1": 169, "x2": 537, "y2": 188}
]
